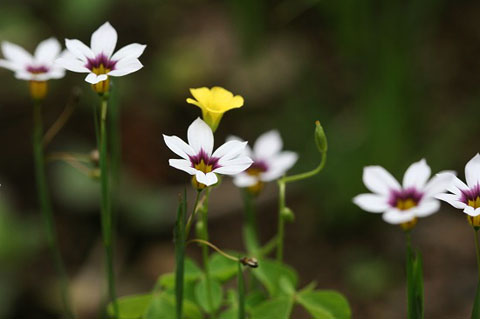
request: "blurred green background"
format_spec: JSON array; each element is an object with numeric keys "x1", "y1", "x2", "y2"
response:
[{"x1": 0, "y1": 0, "x2": 480, "y2": 317}]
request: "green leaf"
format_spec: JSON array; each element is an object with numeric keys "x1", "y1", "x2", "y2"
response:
[
  {"x1": 145, "y1": 292, "x2": 202, "y2": 319},
  {"x1": 194, "y1": 277, "x2": 223, "y2": 313},
  {"x1": 406, "y1": 239, "x2": 424, "y2": 319},
  {"x1": 157, "y1": 258, "x2": 202, "y2": 289},
  {"x1": 251, "y1": 296, "x2": 293, "y2": 319},
  {"x1": 107, "y1": 293, "x2": 152, "y2": 319},
  {"x1": 209, "y1": 252, "x2": 238, "y2": 281},
  {"x1": 252, "y1": 259, "x2": 298, "y2": 297},
  {"x1": 296, "y1": 290, "x2": 351, "y2": 319}
]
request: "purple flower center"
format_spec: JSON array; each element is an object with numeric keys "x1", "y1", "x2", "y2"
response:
[
  {"x1": 189, "y1": 149, "x2": 220, "y2": 173},
  {"x1": 460, "y1": 184, "x2": 480, "y2": 208},
  {"x1": 85, "y1": 53, "x2": 117, "y2": 73},
  {"x1": 246, "y1": 160, "x2": 269, "y2": 176},
  {"x1": 26, "y1": 65, "x2": 49, "y2": 74},
  {"x1": 388, "y1": 188, "x2": 423, "y2": 211}
]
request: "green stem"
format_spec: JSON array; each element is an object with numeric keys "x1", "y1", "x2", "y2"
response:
[
  {"x1": 474, "y1": 229, "x2": 480, "y2": 281},
  {"x1": 237, "y1": 262, "x2": 245, "y2": 319},
  {"x1": 200, "y1": 190, "x2": 215, "y2": 317},
  {"x1": 276, "y1": 181, "x2": 286, "y2": 261},
  {"x1": 279, "y1": 152, "x2": 327, "y2": 184},
  {"x1": 242, "y1": 190, "x2": 260, "y2": 252},
  {"x1": 33, "y1": 101, "x2": 74, "y2": 319},
  {"x1": 185, "y1": 190, "x2": 202, "y2": 239},
  {"x1": 99, "y1": 96, "x2": 118, "y2": 317}
]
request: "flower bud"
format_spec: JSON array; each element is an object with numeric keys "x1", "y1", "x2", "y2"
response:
[
  {"x1": 240, "y1": 257, "x2": 258, "y2": 268},
  {"x1": 314, "y1": 120, "x2": 328, "y2": 153},
  {"x1": 281, "y1": 207, "x2": 295, "y2": 222},
  {"x1": 29, "y1": 81, "x2": 48, "y2": 101}
]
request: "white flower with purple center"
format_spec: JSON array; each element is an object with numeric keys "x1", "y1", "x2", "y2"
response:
[
  {"x1": 0, "y1": 38, "x2": 65, "y2": 81},
  {"x1": 229, "y1": 130, "x2": 298, "y2": 190},
  {"x1": 436, "y1": 154, "x2": 480, "y2": 225},
  {"x1": 163, "y1": 118, "x2": 253, "y2": 188},
  {"x1": 353, "y1": 159, "x2": 453, "y2": 227},
  {"x1": 56, "y1": 22, "x2": 146, "y2": 88}
]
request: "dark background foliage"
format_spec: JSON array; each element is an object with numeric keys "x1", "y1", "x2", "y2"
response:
[{"x1": 0, "y1": 0, "x2": 479, "y2": 317}]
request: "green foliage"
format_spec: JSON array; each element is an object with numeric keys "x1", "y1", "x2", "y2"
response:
[
  {"x1": 194, "y1": 277, "x2": 223, "y2": 313},
  {"x1": 209, "y1": 252, "x2": 238, "y2": 282},
  {"x1": 174, "y1": 191, "x2": 187, "y2": 319},
  {"x1": 145, "y1": 293, "x2": 202, "y2": 319},
  {"x1": 107, "y1": 294, "x2": 152, "y2": 319},
  {"x1": 252, "y1": 259, "x2": 298, "y2": 297},
  {"x1": 156, "y1": 258, "x2": 202, "y2": 289},
  {"x1": 250, "y1": 296, "x2": 293, "y2": 319},
  {"x1": 406, "y1": 239, "x2": 424, "y2": 319},
  {"x1": 237, "y1": 263, "x2": 245, "y2": 319},
  {"x1": 296, "y1": 290, "x2": 351, "y2": 319}
]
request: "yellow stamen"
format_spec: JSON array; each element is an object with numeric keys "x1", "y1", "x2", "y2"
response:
[
  {"x1": 246, "y1": 168, "x2": 264, "y2": 195},
  {"x1": 400, "y1": 218, "x2": 418, "y2": 231},
  {"x1": 468, "y1": 197, "x2": 480, "y2": 209},
  {"x1": 396, "y1": 198, "x2": 417, "y2": 211},
  {"x1": 468, "y1": 215, "x2": 480, "y2": 228},
  {"x1": 91, "y1": 64, "x2": 111, "y2": 94},
  {"x1": 29, "y1": 81, "x2": 48, "y2": 100},
  {"x1": 192, "y1": 160, "x2": 214, "y2": 190}
]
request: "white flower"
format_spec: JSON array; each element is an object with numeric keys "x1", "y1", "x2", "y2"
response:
[
  {"x1": 353, "y1": 159, "x2": 454, "y2": 224},
  {"x1": 229, "y1": 130, "x2": 298, "y2": 188},
  {"x1": 0, "y1": 38, "x2": 65, "y2": 81},
  {"x1": 56, "y1": 22, "x2": 146, "y2": 84},
  {"x1": 436, "y1": 154, "x2": 480, "y2": 217},
  {"x1": 163, "y1": 118, "x2": 253, "y2": 187}
]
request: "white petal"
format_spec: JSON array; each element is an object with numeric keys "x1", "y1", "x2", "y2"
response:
[
  {"x1": 195, "y1": 171, "x2": 218, "y2": 186},
  {"x1": 233, "y1": 173, "x2": 258, "y2": 187},
  {"x1": 447, "y1": 176, "x2": 469, "y2": 195},
  {"x1": 213, "y1": 157, "x2": 253, "y2": 175},
  {"x1": 464, "y1": 206, "x2": 480, "y2": 217},
  {"x1": 163, "y1": 135, "x2": 195, "y2": 160},
  {"x1": 465, "y1": 153, "x2": 480, "y2": 188},
  {"x1": 353, "y1": 194, "x2": 389, "y2": 213},
  {"x1": 253, "y1": 130, "x2": 283, "y2": 159},
  {"x1": 435, "y1": 193, "x2": 466, "y2": 209},
  {"x1": 261, "y1": 151, "x2": 298, "y2": 182},
  {"x1": 423, "y1": 171, "x2": 456, "y2": 197},
  {"x1": 45, "y1": 68, "x2": 65, "y2": 80},
  {"x1": 383, "y1": 209, "x2": 416, "y2": 224},
  {"x1": 362, "y1": 166, "x2": 401, "y2": 195},
  {"x1": 402, "y1": 159, "x2": 431, "y2": 189},
  {"x1": 226, "y1": 135, "x2": 253, "y2": 158},
  {"x1": 1, "y1": 41, "x2": 33, "y2": 66},
  {"x1": 55, "y1": 54, "x2": 90, "y2": 73},
  {"x1": 14, "y1": 71, "x2": 33, "y2": 80},
  {"x1": 107, "y1": 58, "x2": 143, "y2": 76},
  {"x1": 34, "y1": 38, "x2": 61, "y2": 64},
  {"x1": 111, "y1": 43, "x2": 146, "y2": 61},
  {"x1": 85, "y1": 73, "x2": 108, "y2": 84},
  {"x1": 414, "y1": 200, "x2": 440, "y2": 217},
  {"x1": 0, "y1": 59, "x2": 22, "y2": 71},
  {"x1": 65, "y1": 39, "x2": 94, "y2": 61},
  {"x1": 187, "y1": 118, "x2": 213, "y2": 155},
  {"x1": 168, "y1": 159, "x2": 196, "y2": 175},
  {"x1": 91, "y1": 21, "x2": 117, "y2": 57},
  {"x1": 213, "y1": 141, "x2": 248, "y2": 162}
]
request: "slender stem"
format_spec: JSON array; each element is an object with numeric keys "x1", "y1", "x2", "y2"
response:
[
  {"x1": 474, "y1": 229, "x2": 480, "y2": 281},
  {"x1": 200, "y1": 190, "x2": 215, "y2": 317},
  {"x1": 242, "y1": 190, "x2": 259, "y2": 252},
  {"x1": 43, "y1": 98, "x2": 77, "y2": 147},
  {"x1": 276, "y1": 181, "x2": 286, "y2": 261},
  {"x1": 237, "y1": 262, "x2": 245, "y2": 319},
  {"x1": 187, "y1": 239, "x2": 239, "y2": 262},
  {"x1": 33, "y1": 101, "x2": 74, "y2": 319},
  {"x1": 279, "y1": 152, "x2": 327, "y2": 184},
  {"x1": 98, "y1": 96, "x2": 118, "y2": 317},
  {"x1": 185, "y1": 190, "x2": 202, "y2": 239},
  {"x1": 258, "y1": 235, "x2": 278, "y2": 257}
]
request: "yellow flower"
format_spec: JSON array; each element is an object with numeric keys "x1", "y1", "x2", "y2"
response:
[{"x1": 186, "y1": 86, "x2": 244, "y2": 132}]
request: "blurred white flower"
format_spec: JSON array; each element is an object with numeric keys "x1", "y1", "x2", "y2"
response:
[
  {"x1": 353, "y1": 159, "x2": 453, "y2": 226},
  {"x1": 163, "y1": 118, "x2": 253, "y2": 188},
  {"x1": 436, "y1": 154, "x2": 480, "y2": 225},
  {"x1": 229, "y1": 130, "x2": 298, "y2": 190},
  {"x1": 0, "y1": 38, "x2": 65, "y2": 81},
  {"x1": 57, "y1": 22, "x2": 146, "y2": 86}
]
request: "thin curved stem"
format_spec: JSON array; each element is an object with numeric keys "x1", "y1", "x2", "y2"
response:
[
  {"x1": 474, "y1": 229, "x2": 480, "y2": 281},
  {"x1": 185, "y1": 190, "x2": 203, "y2": 239},
  {"x1": 276, "y1": 181, "x2": 286, "y2": 261},
  {"x1": 279, "y1": 152, "x2": 327, "y2": 184},
  {"x1": 33, "y1": 101, "x2": 74, "y2": 319}
]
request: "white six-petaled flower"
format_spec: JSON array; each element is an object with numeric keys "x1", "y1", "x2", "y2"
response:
[
  {"x1": 0, "y1": 38, "x2": 65, "y2": 81},
  {"x1": 163, "y1": 118, "x2": 253, "y2": 187},
  {"x1": 436, "y1": 154, "x2": 480, "y2": 217},
  {"x1": 353, "y1": 159, "x2": 454, "y2": 225},
  {"x1": 56, "y1": 22, "x2": 146, "y2": 85},
  {"x1": 229, "y1": 130, "x2": 298, "y2": 188}
]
